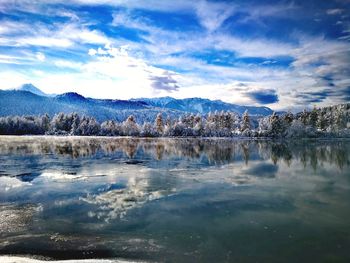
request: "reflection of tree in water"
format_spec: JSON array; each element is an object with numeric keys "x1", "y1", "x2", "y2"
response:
[
  {"x1": 328, "y1": 142, "x2": 349, "y2": 169},
  {"x1": 172, "y1": 139, "x2": 202, "y2": 159},
  {"x1": 54, "y1": 140, "x2": 101, "y2": 158},
  {"x1": 0, "y1": 137, "x2": 349, "y2": 170},
  {"x1": 309, "y1": 147, "x2": 318, "y2": 171},
  {"x1": 240, "y1": 142, "x2": 250, "y2": 165},
  {"x1": 122, "y1": 138, "x2": 139, "y2": 158},
  {"x1": 270, "y1": 143, "x2": 292, "y2": 166},
  {"x1": 155, "y1": 142, "x2": 165, "y2": 160},
  {"x1": 282, "y1": 141, "x2": 349, "y2": 171}
]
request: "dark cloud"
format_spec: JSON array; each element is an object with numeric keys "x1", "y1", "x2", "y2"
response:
[
  {"x1": 340, "y1": 86, "x2": 350, "y2": 101},
  {"x1": 237, "y1": 83, "x2": 248, "y2": 87},
  {"x1": 245, "y1": 89, "x2": 279, "y2": 104},
  {"x1": 150, "y1": 72, "x2": 179, "y2": 92},
  {"x1": 295, "y1": 86, "x2": 350, "y2": 103},
  {"x1": 296, "y1": 89, "x2": 332, "y2": 103}
]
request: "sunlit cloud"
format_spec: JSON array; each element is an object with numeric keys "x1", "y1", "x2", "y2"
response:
[{"x1": 0, "y1": 0, "x2": 349, "y2": 110}]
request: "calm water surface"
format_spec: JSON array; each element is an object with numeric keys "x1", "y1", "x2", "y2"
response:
[{"x1": 0, "y1": 136, "x2": 349, "y2": 262}]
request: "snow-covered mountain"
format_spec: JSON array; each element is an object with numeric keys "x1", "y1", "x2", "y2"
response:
[
  {"x1": 15, "y1": 83, "x2": 48, "y2": 97},
  {"x1": 0, "y1": 88, "x2": 179, "y2": 123},
  {"x1": 132, "y1": 97, "x2": 273, "y2": 115},
  {"x1": 0, "y1": 85, "x2": 273, "y2": 122}
]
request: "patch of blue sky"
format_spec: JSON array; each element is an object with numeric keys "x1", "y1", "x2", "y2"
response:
[
  {"x1": 130, "y1": 9, "x2": 202, "y2": 32},
  {"x1": 152, "y1": 64, "x2": 192, "y2": 74},
  {"x1": 184, "y1": 49, "x2": 294, "y2": 68},
  {"x1": 238, "y1": 56, "x2": 294, "y2": 68},
  {"x1": 70, "y1": 5, "x2": 114, "y2": 24},
  {"x1": 221, "y1": 1, "x2": 348, "y2": 43},
  {"x1": 102, "y1": 25, "x2": 150, "y2": 44},
  {"x1": 188, "y1": 50, "x2": 236, "y2": 67},
  {"x1": 0, "y1": 62, "x2": 72, "y2": 75},
  {"x1": 0, "y1": 9, "x2": 72, "y2": 26}
]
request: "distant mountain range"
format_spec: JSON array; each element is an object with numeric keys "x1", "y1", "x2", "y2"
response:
[
  {"x1": 131, "y1": 97, "x2": 272, "y2": 116},
  {"x1": 0, "y1": 84, "x2": 273, "y2": 122}
]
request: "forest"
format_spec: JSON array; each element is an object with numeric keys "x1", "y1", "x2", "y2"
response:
[{"x1": 0, "y1": 103, "x2": 348, "y2": 138}]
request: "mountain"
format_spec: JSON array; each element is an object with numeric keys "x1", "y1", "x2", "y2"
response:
[
  {"x1": 0, "y1": 89, "x2": 177, "y2": 123},
  {"x1": 16, "y1": 83, "x2": 48, "y2": 97},
  {"x1": 132, "y1": 97, "x2": 273, "y2": 116},
  {"x1": 0, "y1": 85, "x2": 273, "y2": 122}
]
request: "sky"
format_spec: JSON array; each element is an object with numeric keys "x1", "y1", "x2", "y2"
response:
[{"x1": 0, "y1": 0, "x2": 349, "y2": 110}]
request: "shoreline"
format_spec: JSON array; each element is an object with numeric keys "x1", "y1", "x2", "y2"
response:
[
  {"x1": 0, "y1": 135, "x2": 349, "y2": 141},
  {"x1": 0, "y1": 256, "x2": 145, "y2": 263}
]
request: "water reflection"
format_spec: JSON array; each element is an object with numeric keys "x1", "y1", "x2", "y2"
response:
[
  {"x1": 0, "y1": 137, "x2": 349, "y2": 169},
  {"x1": 0, "y1": 136, "x2": 349, "y2": 262}
]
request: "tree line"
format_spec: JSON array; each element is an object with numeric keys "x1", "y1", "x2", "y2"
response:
[{"x1": 0, "y1": 103, "x2": 348, "y2": 138}]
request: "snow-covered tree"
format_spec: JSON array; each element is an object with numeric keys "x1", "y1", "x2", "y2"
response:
[
  {"x1": 75, "y1": 116, "x2": 100, "y2": 136},
  {"x1": 316, "y1": 110, "x2": 328, "y2": 131},
  {"x1": 70, "y1": 113, "x2": 81, "y2": 135},
  {"x1": 268, "y1": 112, "x2": 286, "y2": 137},
  {"x1": 0, "y1": 103, "x2": 348, "y2": 138},
  {"x1": 101, "y1": 120, "x2": 122, "y2": 136},
  {"x1": 334, "y1": 107, "x2": 347, "y2": 131},
  {"x1": 154, "y1": 113, "x2": 164, "y2": 136},
  {"x1": 240, "y1": 110, "x2": 251, "y2": 132},
  {"x1": 123, "y1": 115, "x2": 140, "y2": 136},
  {"x1": 163, "y1": 117, "x2": 173, "y2": 137},
  {"x1": 141, "y1": 122, "x2": 156, "y2": 137},
  {"x1": 309, "y1": 106, "x2": 318, "y2": 128},
  {"x1": 285, "y1": 120, "x2": 316, "y2": 138},
  {"x1": 193, "y1": 114, "x2": 204, "y2": 136},
  {"x1": 172, "y1": 119, "x2": 187, "y2": 136}
]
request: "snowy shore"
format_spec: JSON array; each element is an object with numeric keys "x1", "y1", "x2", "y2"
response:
[{"x1": 0, "y1": 256, "x2": 145, "y2": 263}]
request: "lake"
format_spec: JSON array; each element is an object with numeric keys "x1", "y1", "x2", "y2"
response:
[{"x1": 0, "y1": 136, "x2": 349, "y2": 262}]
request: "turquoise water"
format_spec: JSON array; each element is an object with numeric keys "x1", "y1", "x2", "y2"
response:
[{"x1": 0, "y1": 136, "x2": 349, "y2": 262}]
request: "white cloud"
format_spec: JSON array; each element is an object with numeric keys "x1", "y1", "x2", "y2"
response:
[
  {"x1": 16, "y1": 36, "x2": 74, "y2": 48},
  {"x1": 195, "y1": 1, "x2": 236, "y2": 32},
  {"x1": 53, "y1": 59, "x2": 83, "y2": 69},
  {"x1": 8, "y1": 45, "x2": 182, "y2": 99},
  {"x1": 0, "y1": 52, "x2": 45, "y2": 65},
  {"x1": 35, "y1": 52, "x2": 46, "y2": 62},
  {"x1": 0, "y1": 20, "x2": 111, "y2": 48},
  {"x1": 326, "y1": 9, "x2": 344, "y2": 15},
  {"x1": 0, "y1": 0, "x2": 349, "y2": 110},
  {"x1": 0, "y1": 71, "x2": 31, "y2": 89}
]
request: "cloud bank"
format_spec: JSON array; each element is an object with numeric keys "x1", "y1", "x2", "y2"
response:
[{"x1": 0, "y1": 0, "x2": 349, "y2": 110}]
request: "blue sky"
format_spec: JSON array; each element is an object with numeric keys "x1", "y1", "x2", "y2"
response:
[{"x1": 0, "y1": 0, "x2": 349, "y2": 110}]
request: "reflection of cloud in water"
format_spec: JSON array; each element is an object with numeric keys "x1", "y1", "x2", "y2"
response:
[
  {"x1": 40, "y1": 172, "x2": 88, "y2": 182},
  {"x1": 0, "y1": 177, "x2": 32, "y2": 192},
  {"x1": 81, "y1": 169, "x2": 176, "y2": 222},
  {"x1": 0, "y1": 137, "x2": 349, "y2": 226},
  {"x1": 0, "y1": 137, "x2": 349, "y2": 261}
]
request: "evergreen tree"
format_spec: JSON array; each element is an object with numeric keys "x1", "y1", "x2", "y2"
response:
[
  {"x1": 141, "y1": 122, "x2": 156, "y2": 137},
  {"x1": 241, "y1": 110, "x2": 251, "y2": 132},
  {"x1": 123, "y1": 115, "x2": 140, "y2": 136},
  {"x1": 155, "y1": 113, "x2": 164, "y2": 136},
  {"x1": 269, "y1": 112, "x2": 286, "y2": 137},
  {"x1": 309, "y1": 106, "x2": 318, "y2": 128},
  {"x1": 316, "y1": 110, "x2": 328, "y2": 131}
]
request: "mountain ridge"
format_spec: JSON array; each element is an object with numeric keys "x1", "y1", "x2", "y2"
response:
[
  {"x1": 0, "y1": 84, "x2": 274, "y2": 122},
  {"x1": 15, "y1": 83, "x2": 54, "y2": 97}
]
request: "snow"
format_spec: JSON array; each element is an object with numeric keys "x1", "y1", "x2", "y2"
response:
[
  {"x1": 0, "y1": 256, "x2": 144, "y2": 263},
  {"x1": 0, "y1": 103, "x2": 349, "y2": 138}
]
